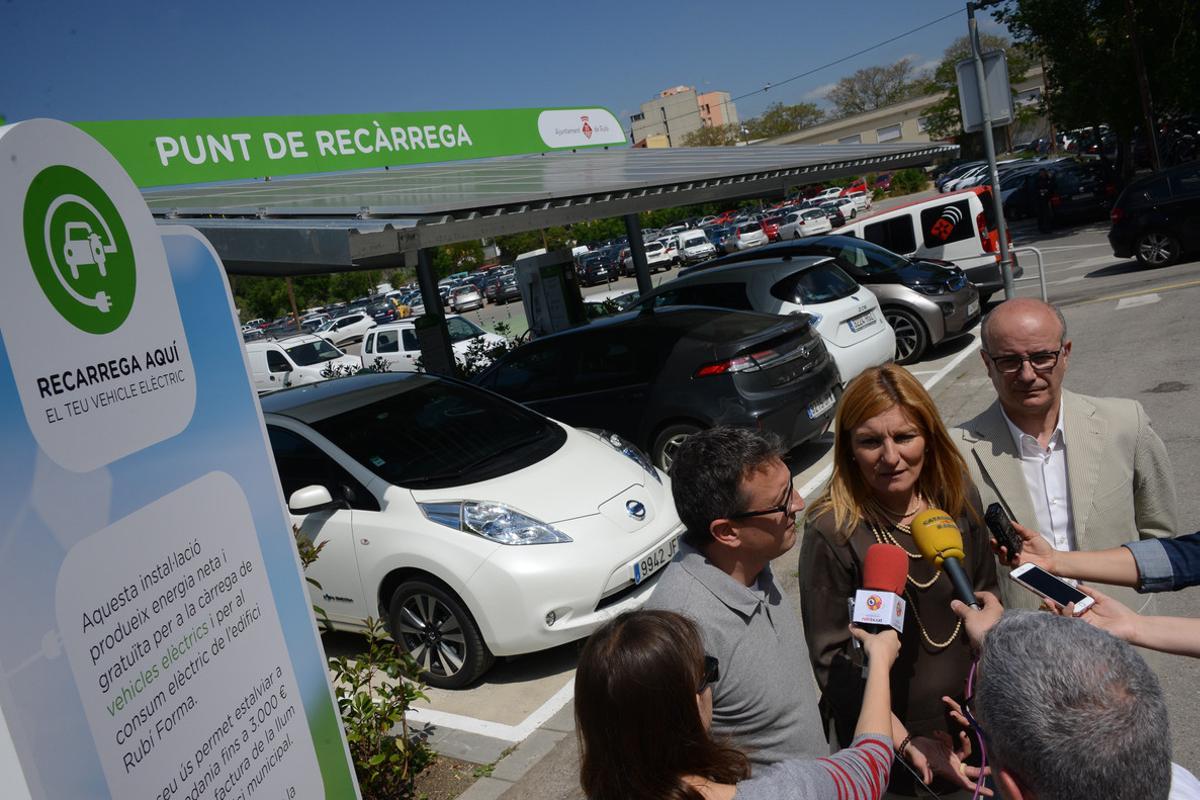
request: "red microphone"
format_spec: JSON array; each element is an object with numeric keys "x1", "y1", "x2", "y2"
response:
[{"x1": 851, "y1": 544, "x2": 908, "y2": 633}]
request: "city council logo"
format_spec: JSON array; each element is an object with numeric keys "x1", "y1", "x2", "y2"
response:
[{"x1": 23, "y1": 165, "x2": 136, "y2": 334}]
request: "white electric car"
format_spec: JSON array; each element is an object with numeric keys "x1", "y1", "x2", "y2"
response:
[{"x1": 263, "y1": 373, "x2": 683, "y2": 688}]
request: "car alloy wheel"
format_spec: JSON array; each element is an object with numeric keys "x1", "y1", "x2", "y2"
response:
[
  {"x1": 389, "y1": 580, "x2": 493, "y2": 689},
  {"x1": 652, "y1": 423, "x2": 701, "y2": 472},
  {"x1": 883, "y1": 307, "x2": 929, "y2": 365},
  {"x1": 1135, "y1": 231, "x2": 1181, "y2": 268}
]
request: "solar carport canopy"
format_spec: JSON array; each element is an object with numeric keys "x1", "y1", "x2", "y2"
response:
[{"x1": 143, "y1": 142, "x2": 957, "y2": 275}]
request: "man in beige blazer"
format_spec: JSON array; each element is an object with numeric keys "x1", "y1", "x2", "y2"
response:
[{"x1": 953, "y1": 298, "x2": 1177, "y2": 610}]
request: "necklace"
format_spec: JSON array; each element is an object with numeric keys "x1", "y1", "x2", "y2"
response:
[
  {"x1": 869, "y1": 521, "x2": 943, "y2": 590},
  {"x1": 872, "y1": 492, "x2": 924, "y2": 521},
  {"x1": 904, "y1": 587, "x2": 962, "y2": 649},
  {"x1": 867, "y1": 520, "x2": 961, "y2": 648}
]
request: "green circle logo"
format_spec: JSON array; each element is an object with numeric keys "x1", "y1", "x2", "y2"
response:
[{"x1": 23, "y1": 165, "x2": 136, "y2": 334}]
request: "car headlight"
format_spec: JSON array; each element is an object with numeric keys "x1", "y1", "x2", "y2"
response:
[
  {"x1": 912, "y1": 283, "x2": 949, "y2": 296},
  {"x1": 419, "y1": 501, "x2": 573, "y2": 545},
  {"x1": 596, "y1": 431, "x2": 661, "y2": 483}
]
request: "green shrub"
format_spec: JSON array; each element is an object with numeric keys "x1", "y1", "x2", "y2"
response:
[
  {"x1": 295, "y1": 527, "x2": 433, "y2": 799},
  {"x1": 888, "y1": 168, "x2": 930, "y2": 196},
  {"x1": 328, "y1": 620, "x2": 433, "y2": 800}
]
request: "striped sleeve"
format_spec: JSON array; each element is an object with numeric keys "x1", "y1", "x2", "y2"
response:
[{"x1": 733, "y1": 734, "x2": 893, "y2": 800}]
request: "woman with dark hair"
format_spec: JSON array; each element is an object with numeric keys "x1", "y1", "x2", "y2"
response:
[
  {"x1": 798, "y1": 364, "x2": 998, "y2": 797},
  {"x1": 575, "y1": 609, "x2": 899, "y2": 800}
]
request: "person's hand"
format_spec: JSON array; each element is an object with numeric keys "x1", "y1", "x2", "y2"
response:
[
  {"x1": 1046, "y1": 584, "x2": 1139, "y2": 643},
  {"x1": 849, "y1": 625, "x2": 900, "y2": 670},
  {"x1": 910, "y1": 729, "x2": 993, "y2": 796},
  {"x1": 897, "y1": 736, "x2": 932, "y2": 784},
  {"x1": 995, "y1": 521, "x2": 1056, "y2": 571},
  {"x1": 949, "y1": 590, "x2": 1004, "y2": 650}
]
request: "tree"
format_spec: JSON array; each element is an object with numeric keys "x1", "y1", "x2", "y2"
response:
[
  {"x1": 432, "y1": 241, "x2": 484, "y2": 277},
  {"x1": 919, "y1": 33, "x2": 1036, "y2": 143},
  {"x1": 743, "y1": 102, "x2": 825, "y2": 139},
  {"x1": 827, "y1": 59, "x2": 923, "y2": 117},
  {"x1": 996, "y1": 0, "x2": 1200, "y2": 170},
  {"x1": 681, "y1": 123, "x2": 742, "y2": 147}
]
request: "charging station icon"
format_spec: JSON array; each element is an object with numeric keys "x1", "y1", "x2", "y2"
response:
[
  {"x1": 23, "y1": 165, "x2": 135, "y2": 334},
  {"x1": 54, "y1": 199, "x2": 119, "y2": 314}
]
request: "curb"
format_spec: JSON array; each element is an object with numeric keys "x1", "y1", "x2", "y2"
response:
[{"x1": 455, "y1": 701, "x2": 575, "y2": 800}]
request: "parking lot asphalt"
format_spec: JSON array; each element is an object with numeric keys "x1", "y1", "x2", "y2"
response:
[{"x1": 339, "y1": 211, "x2": 1200, "y2": 798}]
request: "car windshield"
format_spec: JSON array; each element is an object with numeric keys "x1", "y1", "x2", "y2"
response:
[
  {"x1": 803, "y1": 210, "x2": 826, "y2": 221},
  {"x1": 286, "y1": 339, "x2": 344, "y2": 366},
  {"x1": 312, "y1": 377, "x2": 565, "y2": 489},
  {"x1": 739, "y1": 223, "x2": 762, "y2": 234},
  {"x1": 830, "y1": 239, "x2": 911, "y2": 274},
  {"x1": 646, "y1": 243, "x2": 664, "y2": 253},
  {"x1": 770, "y1": 261, "x2": 860, "y2": 304}
]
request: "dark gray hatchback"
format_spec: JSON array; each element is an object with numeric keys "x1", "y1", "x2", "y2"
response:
[{"x1": 471, "y1": 306, "x2": 840, "y2": 470}]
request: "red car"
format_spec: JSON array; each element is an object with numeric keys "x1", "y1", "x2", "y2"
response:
[
  {"x1": 761, "y1": 216, "x2": 784, "y2": 242},
  {"x1": 839, "y1": 179, "x2": 868, "y2": 197}
]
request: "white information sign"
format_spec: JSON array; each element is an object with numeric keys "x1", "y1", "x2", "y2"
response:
[{"x1": 0, "y1": 119, "x2": 358, "y2": 799}]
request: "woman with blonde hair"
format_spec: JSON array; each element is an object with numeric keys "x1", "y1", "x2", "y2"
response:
[
  {"x1": 798, "y1": 364, "x2": 998, "y2": 797},
  {"x1": 576, "y1": 609, "x2": 900, "y2": 800}
]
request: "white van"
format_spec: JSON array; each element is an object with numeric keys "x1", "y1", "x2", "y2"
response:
[
  {"x1": 361, "y1": 315, "x2": 507, "y2": 371},
  {"x1": 838, "y1": 187, "x2": 1020, "y2": 302},
  {"x1": 244, "y1": 334, "x2": 360, "y2": 394},
  {"x1": 677, "y1": 230, "x2": 716, "y2": 265}
]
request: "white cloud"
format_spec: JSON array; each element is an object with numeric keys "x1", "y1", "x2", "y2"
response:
[{"x1": 804, "y1": 82, "x2": 838, "y2": 101}]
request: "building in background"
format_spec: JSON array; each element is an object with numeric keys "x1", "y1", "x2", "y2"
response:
[
  {"x1": 766, "y1": 65, "x2": 1046, "y2": 149},
  {"x1": 630, "y1": 86, "x2": 739, "y2": 148}
]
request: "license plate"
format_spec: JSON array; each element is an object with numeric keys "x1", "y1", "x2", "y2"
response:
[
  {"x1": 807, "y1": 391, "x2": 836, "y2": 419},
  {"x1": 967, "y1": 298, "x2": 980, "y2": 316},
  {"x1": 848, "y1": 310, "x2": 876, "y2": 332},
  {"x1": 631, "y1": 537, "x2": 678, "y2": 585}
]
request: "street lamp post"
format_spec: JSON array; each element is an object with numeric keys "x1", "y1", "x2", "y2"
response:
[{"x1": 967, "y1": 0, "x2": 1016, "y2": 299}]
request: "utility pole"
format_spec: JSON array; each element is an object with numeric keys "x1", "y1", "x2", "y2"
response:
[{"x1": 967, "y1": 0, "x2": 1015, "y2": 299}]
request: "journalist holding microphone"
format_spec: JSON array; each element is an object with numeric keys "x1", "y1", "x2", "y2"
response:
[
  {"x1": 575, "y1": 609, "x2": 900, "y2": 800},
  {"x1": 798, "y1": 364, "x2": 998, "y2": 797}
]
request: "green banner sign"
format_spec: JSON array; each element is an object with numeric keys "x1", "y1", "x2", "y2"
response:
[{"x1": 74, "y1": 107, "x2": 626, "y2": 188}]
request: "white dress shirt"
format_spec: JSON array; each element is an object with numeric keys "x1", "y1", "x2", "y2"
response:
[{"x1": 1002, "y1": 399, "x2": 1076, "y2": 551}]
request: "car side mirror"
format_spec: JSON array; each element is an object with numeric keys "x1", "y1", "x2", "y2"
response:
[{"x1": 288, "y1": 485, "x2": 336, "y2": 514}]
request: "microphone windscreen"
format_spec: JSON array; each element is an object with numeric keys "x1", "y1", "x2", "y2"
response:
[
  {"x1": 910, "y1": 508, "x2": 966, "y2": 566},
  {"x1": 863, "y1": 543, "x2": 908, "y2": 595}
]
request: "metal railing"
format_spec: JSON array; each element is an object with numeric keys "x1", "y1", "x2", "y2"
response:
[{"x1": 1006, "y1": 246, "x2": 1047, "y2": 301}]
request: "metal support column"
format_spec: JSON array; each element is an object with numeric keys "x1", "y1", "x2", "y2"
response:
[
  {"x1": 414, "y1": 248, "x2": 457, "y2": 376},
  {"x1": 968, "y1": 1, "x2": 1015, "y2": 299},
  {"x1": 623, "y1": 213, "x2": 653, "y2": 296}
]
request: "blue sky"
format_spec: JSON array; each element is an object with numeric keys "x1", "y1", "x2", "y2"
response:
[{"x1": 1, "y1": 0, "x2": 1010, "y2": 130}]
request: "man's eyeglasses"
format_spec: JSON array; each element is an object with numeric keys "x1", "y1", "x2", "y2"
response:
[
  {"x1": 984, "y1": 348, "x2": 1064, "y2": 374},
  {"x1": 728, "y1": 481, "x2": 794, "y2": 520},
  {"x1": 698, "y1": 654, "x2": 720, "y2": 693}
]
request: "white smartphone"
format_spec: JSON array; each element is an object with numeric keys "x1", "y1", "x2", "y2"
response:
[{"x1": 1009, "y1": 563, "x2": 1096, "y2": 615}]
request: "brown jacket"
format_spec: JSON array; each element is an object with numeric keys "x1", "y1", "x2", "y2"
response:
[{"x1": 797, "y1": 492, "x2": 999, "y2": 745}]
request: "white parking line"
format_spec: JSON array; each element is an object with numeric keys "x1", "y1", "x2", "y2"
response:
[
  {"x1": 408, "y1": 677, "x2": 576, "y2": 743},
  {"x1": 1116, "y1": 293, "x2": 1161, "y2": 310}
]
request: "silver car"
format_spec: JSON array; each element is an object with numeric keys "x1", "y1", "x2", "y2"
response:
[
  {"x1": 450, "y1": 284, "x2": 484, "y2": 313},
  {"x1": 688, "y1": 236, "x2": 981, "y2": 364}
]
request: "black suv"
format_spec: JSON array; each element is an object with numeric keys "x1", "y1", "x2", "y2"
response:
[
  {"x1": 1108, "y1": 161, "x2": 1200, "y2": 267},
  {"x1": 472, "y1": 307, "x2": 839, "y2": 470}
]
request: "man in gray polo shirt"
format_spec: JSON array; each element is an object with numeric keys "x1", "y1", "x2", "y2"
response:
[{"x1": 645, "y1": 427, "x2": 827, "y2": 766}]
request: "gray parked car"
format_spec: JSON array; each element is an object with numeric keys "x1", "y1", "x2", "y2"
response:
[{"x1": 690, "y1": 235, "x2": 981, "y2": 364}]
